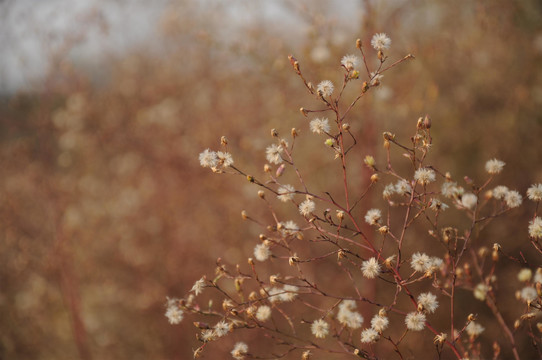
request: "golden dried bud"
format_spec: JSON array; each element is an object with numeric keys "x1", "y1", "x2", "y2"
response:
[
  {"x1": 351, "y1": 70, "x2": 359, "y2": 79},
  {"x1": 537, "y1": 323, "x2": 542, "y2": 333},
  {"x1": 424, "y1": 115, "x2": 432, "y2": 129},
  {"x1": 248, "y1": 257, "x2": 254, "y2": 265},
  {"x1": 336, "y1": 210, "x2": 345, "y2": 220},
  {"x1": 361, "y1": 81, "x2": 369, "y2": 93},
  {"x1": 220, "y1": 136, "x2": 228, "y2": 146},
  {"x1": 370, "y1": 174, "x2": 379, "y2": 183},
  {"x1": 270, "y1": 275, "x2": 279, "y2": 284},
  {"x1": 417, "y1": 117, "x2": 424, "y2": 129},
  {"x1": 378, "y1": 309, "x2": 387, "y2": 317},
  {"x1": 258, "y1": 190, "x2": 265, "y2": 199},
  {"x1": 378, "y1": 50, "x2": 384, "y2": 60},
  {"x1": 468, "y1": 313, "x2": 476, "y2": 322},
  {"x1": 222, "y1": 299, "x2": 234, "y2": 310},
  {"x1": 259, "y1": 234, "x2": 267, "y2": 241},
  {"x1": 478, "y1": 246, "x2": 489, "y2": 258},
  {"x1": 364, "y1": 155, "x2": 375, "y2": 168},
  {"x1": 271, "y1": 128, "x2": 278, "y2": 137},
  {"x1": 378, "y1": 225, "x2": 389, "y2": 234},
  {"x1": 247, "y1": 175, "x2": 255, "y2": 183},
  {"x1": 241, "y1": 210, "x2": 248, "y2": 219},
  {"x1": 293, "y1": 61, "x2": 300, "y2": 72},
  {"x1": 384, "y1": 255, "x2": 396, "y2": 268},
  {"x1": 302, "y1": 350, "x2": 312, "y2": 360},
  {"x1": 342, "y1": 123, "x2": 350, "y2": 131},
  {"x1": 433, "y1": 333, "x2": 447, "y2": 345},
  {"x1": 300, "y1": 107, "x2": 308, "y2": 117},
  {"x1": 291, "y1": 128, "x2": 298, "y2": 137},
  {"x1": 248, "y1": 291, "x2": 258, "y2": 301},
  {"x1": 492, "y1": 249, "x2": 499, "y2": 262},
  {"x1": 356, "y1": 38, "x2": 362, "y2": 49},
  {"x1": 520, "y1": 312, "x2": 536, "y2": 321},
  {"x1": 337, "y1": 249, "x2": 347, "y2": 259},
  {"x1": 514, "y1": 319, "x2": 521, "y2": 329},
  {"x1": 264, "y1": 164, "x2": 271, "y2": 172},
  {"x1": 276, "y1": 164, "x2": 286, "y2": 177},
  {"x1": 383, "y1": 132, "x2": 395, "y2": 141},
  {"x1": 235, "y1": 278, "x2": 242, "y2": 292},
  {"x1": 289, "y1": 254, "x2": 300, "y2": 266}
]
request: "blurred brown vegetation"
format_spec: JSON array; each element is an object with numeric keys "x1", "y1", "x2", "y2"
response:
[{"x1": 1, "y1": 0, "x2": 542, "y2": 359}]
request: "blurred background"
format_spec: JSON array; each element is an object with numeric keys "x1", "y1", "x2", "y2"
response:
[{"x1": 1, "y1": 0, "x2": 542, "y2": 359}]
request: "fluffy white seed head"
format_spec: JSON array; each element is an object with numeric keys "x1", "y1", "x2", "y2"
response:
[
  {"x1": 405, "y1": 312, "x2": 426, "y2": 331},
  {"x1": 311, "y1": 319, "x2": 329, "y2": 338},
  {"x1": 371, "y1": 33, "x2": 391, "y2": 51},
  {"x1": 485, "y1": 158, "x2": 505, "y2": 174}
]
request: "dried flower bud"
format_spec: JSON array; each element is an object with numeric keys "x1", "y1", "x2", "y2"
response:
[
  {"x1": 264, "y1": 164, "x2": 271, "y2": 172},
  {"x1": 384, "y1": 255, "x2": 396, "y2": 268},
  {"x1": 291, "y1": 128, "x2": 299, "y2": 137},
  {"x1": 223, "y1": 299, "x2": 234, "y2": 310},
  {"x1": 337, "y1": 249, "x2": 347, "y2": 259},
  {"x1": 248, "y1": 291, "x2": 258, "y2": 301},
  {"x1": 351, "y1": 70, "x2": 359, "y2": 79},
  {"x1": 371, "y1": 174, "x2": 379, "y2": 183},
  {"x1": 258, "y1": 190, "x2": 265, "y2": 199},
  {"x1": 356, "y1": 38, "x2": 362, "y2": 49},
  {"x1": 241, "y1": 210, "x2": 248, "y2": 219},
  {"x1": 378, "y1": 225, "x2": 389, "y2": 234},
  {"x1": 537, "y1": 323, "x2": 542, "y2": 333},
  {"x1": 271, "y1": 128, "x2": 278, "y2": 137},
  {"x1": 383, "y1": 132, "x2": 395, "y2": 141},
  {"x1": 468, "y1": 313, "x2": 476, "y2": 322},
  {"x1": 492, "y1": 249, "x2": 499, "y2": 262},
  {"x1": 325, "y1": 138, "x2": 334, "y2": 147},
  {"x1": 514, "y1": 319, "x2": 521, "y2": 329},
  {"x1": 336, "y1": 210, "x2": 345, "y2": 220},
  {"x1": 434, "y1": 333, "x2": 447, "y2": 345},
  {"x1": 248, "y1": 257, "x2": 254, "y2": 265},
  {"x1": 378, "y1": 50, "x2": 384, "y2": 61},
  {"x1": 378, "y1": 309, "x2": 387, "y2": 317},
  {"x1": 220, "y1": 136, "x2": 228, "y2": 146},
  {"x1": 361, "y1": 81, "x2": 369, "y2": 93},
  {"x1": 289, "y1": 254, "x2": 300, "y2": 266},
  {"x1": 302, "y1": 350, "x2": 312, "y2": 360},
  {"x1": 270, "y1": 275, "x2": 279, "y2": 284},
  {"x1": 478, "y1": 247, "x2": 489, "y2": 258},
  {"x1": 364, "y1": 155, "x2": 376, "y2": 168},
  {"x1": 235, "y1": 278, "x2": 242, "y2": 292},
  {"x1": 276, "y1": 164, "x2": 286, "y2": 177},
  {"x1": 247, "y1": 175, "x2": 255, "y2": 183},
  {"x1": 417, "y1": 117, "x2": 424, "y2": 129},
  {"x1": 424, "y1": 115, "x2": 432, "y2": 129},
  {"x1": 259, "y1": 234, "x2": 266, "y2": 241},
  {"x1": 300, "y1": 107, "x2": 308, "y2": 117},
  {"x1": 342, "y1": 123, "x2": 351, "y2": 131},
  {"x1": 520, "y1": 312, "x2": 536, "y2": 321}
]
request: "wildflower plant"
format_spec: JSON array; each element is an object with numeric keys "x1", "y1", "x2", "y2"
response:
[{"x1": 166, "y1": 34, "x2": 542, "y2": 360}]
